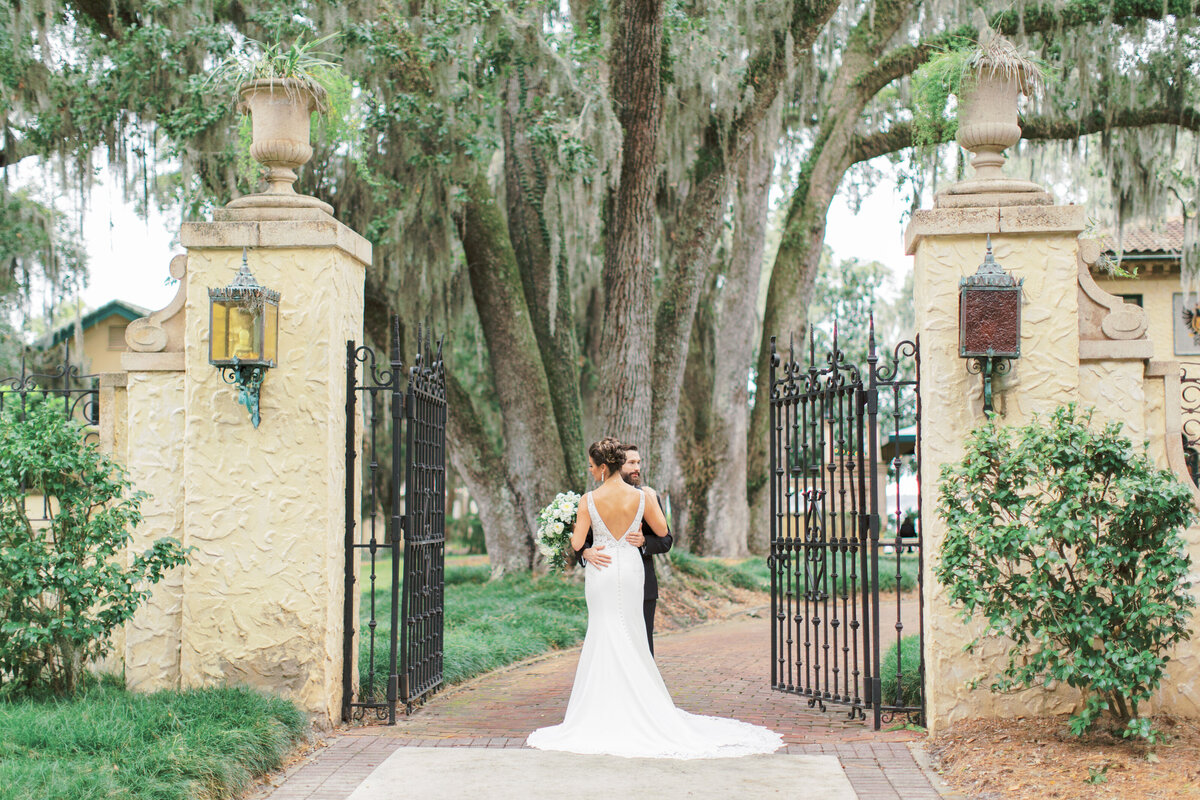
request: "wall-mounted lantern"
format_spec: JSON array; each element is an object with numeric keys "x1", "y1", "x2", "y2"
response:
[
  {"x1": 208, "y1": 250, "x2": 280, "y2": 428},
  {"x1": 959, "y1": 236, "x2": 1022, "y2": 413}
]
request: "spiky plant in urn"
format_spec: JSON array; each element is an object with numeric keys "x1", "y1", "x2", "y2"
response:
[
  {"x1": 918, "y1": 27, "x2": 1051, "y2": 208},
  {"x1": 210, "y1": 33, "x2": 349, "y2": 215}
]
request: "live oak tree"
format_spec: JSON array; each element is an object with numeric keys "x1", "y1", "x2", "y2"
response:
[{"x1": 3, "y1": 0, "x2": 1198, "y2": 571}]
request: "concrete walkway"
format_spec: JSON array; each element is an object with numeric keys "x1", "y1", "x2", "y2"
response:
[{"x1": 258, "y1": 613, "x2": 959, "y2": 800}]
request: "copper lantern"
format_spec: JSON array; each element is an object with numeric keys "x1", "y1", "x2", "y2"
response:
[
  {"x1": 208, "y1": 250, "x2": 280, "y2": 427},
  {"x1": 959, "y1": 237, "x2": 1021, "y2": 412}
]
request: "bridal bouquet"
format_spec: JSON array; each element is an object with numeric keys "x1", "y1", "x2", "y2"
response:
[{"x1": 535, "y1": 491, "x2": 581, "y2": 571}]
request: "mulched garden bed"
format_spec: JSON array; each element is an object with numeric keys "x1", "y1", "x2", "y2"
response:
[{"x1": 929, "y1": 715, "x2": 1200, "y2": 799}]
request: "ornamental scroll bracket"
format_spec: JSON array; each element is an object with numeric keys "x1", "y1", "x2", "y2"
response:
[
  {"x1": 123, "y1": 254, "x2": 188, "y2": 367},
  {"x1": 1076, "y1": 238, "x2": 1152, "y2": 361}
]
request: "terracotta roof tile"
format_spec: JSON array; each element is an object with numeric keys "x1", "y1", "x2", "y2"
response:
[{"x1": 1100, "y1": 218, "x2": 1183, "y2": 255}]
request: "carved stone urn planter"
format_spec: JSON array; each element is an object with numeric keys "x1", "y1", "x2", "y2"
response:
[
  {"x1": 225, "y1": 77, "x2": 334, "y2": 215},
  {"x1": 936, "y1": 36, "x2": 1052, "y2": 208}
]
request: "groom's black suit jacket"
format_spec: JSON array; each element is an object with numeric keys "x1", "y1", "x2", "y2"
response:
[{"x1": 575, "y1": 487, "x2": 673, "y2": 600}]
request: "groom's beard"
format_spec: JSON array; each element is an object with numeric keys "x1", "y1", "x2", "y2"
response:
[{"x1": 622, "y1": 472, "x2": 641, "y2": 487}]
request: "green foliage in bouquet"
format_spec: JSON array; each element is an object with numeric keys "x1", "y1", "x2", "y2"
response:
[
  {"x1": 535, "y1": 492, "x2": 581, "y2": 571},
  {"x1": 936, "y1": 404, "x2": 1196, "y2": 741},
  {"x1": 0, "y1": 404, "x2": 189, "y2": 696}
]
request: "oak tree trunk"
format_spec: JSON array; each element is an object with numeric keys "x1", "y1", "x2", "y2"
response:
[
  {"x1": 502, "y1": 65, "x2": 587, "y2": 488},
  {"x1": 703, "y1": 119, "x2": 777, "y2": 556},
  {"x1": 597, "y1": 0, "x2": 664, "y2": 448},
  {"x1": 455, "y1": 176, "x2": 568, "y2": 570},
  {"x1": 445, "y1": 373, "x2": 534, "y2": 575}
]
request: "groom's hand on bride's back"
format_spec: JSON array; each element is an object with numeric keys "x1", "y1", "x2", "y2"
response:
[{"x1": 582, "y1": 545, "x2": 611, "y2": 569}]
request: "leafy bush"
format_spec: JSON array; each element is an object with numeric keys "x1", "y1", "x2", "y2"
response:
[
  {"x1": 936, "y1": 405, "x2": 1196, "y2": 740},
  {"x1": 0, "y1": 404, "x2": 189, "y2": 696}
]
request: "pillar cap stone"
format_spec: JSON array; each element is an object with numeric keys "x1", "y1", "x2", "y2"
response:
[
  {"x1": 904, "y1": 204, "x2": 1088, "y2": 255},
  {"x1": 180, "y1": 217, "x2": 372, "y2": 267}
]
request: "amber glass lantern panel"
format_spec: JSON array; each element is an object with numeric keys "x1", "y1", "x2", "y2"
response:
[
  {"x1": 209, "y1": 300, "x2": 273, "y2": 366},
  {"x1": 209, "y1": 301, "x2": 230, "y2": 363},
  {"x1": 230, "y1": 306, "x2": 261, "y2": 360},
  {"x1": 262, "y1": 302, "x2": 278, "y2": 365}
]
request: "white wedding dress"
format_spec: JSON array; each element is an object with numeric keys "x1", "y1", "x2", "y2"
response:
[{"x1": 527, "y1": 491, "x2": 783, "y2": 759}]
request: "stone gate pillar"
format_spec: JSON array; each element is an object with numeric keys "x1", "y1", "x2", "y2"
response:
[
  {"x1": 115, "y1": 137, "x2": 369, "y2": 724},
  {"x1": 170, "y1": 207, "x2": 368, "y2": 726},
  {"x1": 906, "y1": 203, "x2": 1089, "y2": 733}
]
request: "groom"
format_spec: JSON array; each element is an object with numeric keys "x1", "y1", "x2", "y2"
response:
[{"x1": 577, "y1": 444, "x2": 674, "y2": 654}]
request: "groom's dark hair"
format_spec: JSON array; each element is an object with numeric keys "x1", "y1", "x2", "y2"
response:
[{"x1": 622, "y1": 444, "x2": 638, "y2": 453}]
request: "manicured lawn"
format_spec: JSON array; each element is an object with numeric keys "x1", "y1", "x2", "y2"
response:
[
  {"x1": 358, "y1": 557, "x2": 586, "y2": 695},
  {"x1": 735, "y1": 552, "x2": 918, "y2": 594},
  {"x1": 0, "y1": 681, "x2": 306, "y2": 800}
]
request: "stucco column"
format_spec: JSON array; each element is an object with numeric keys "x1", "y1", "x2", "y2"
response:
[
  {"x1": 904, "y1": 205, "x2": 1087, "y2": 734},
  {"x1": 176, "y1": 211, "x2": 368, "y2": 726}
]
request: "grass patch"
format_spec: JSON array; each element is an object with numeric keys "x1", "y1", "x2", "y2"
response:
[
  {"x1": 0, "y1": 682, "x2": 306, "y2": 800},
  {"x1": 764, "y1": 551, "x2": 918, "y2": 594},
  {"x1": 668, "y1": 550, "x2": 771, "y2": 592},
  {"x1": 880, "y1": 634, "x2": 922, "y2": 708},
  {"x1": 358, "y1": 559, "x2": 586, "y2": 694}
]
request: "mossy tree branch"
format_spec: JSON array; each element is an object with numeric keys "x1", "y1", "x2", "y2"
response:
[
  {"x1": 453, "y1": 175, "x2": 567, "y2": 569},
  {"x1": 850, "y1": 105, "x2": 1200, "y2": 163},
  {"x1": 501, "y1": 48, "x2": 586, "y2": 489},
  {"x1": 745, "y1": 0, "x2": 923, "y2": 540},
  {"x1": 856, "y1": 0, "x2": 1197, "y2": 97}
]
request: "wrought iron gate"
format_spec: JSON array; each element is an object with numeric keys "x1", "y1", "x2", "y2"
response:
[
  {"x1": 342, "y1": 319, "x2": 446, "y2": 723},
  {"x1": 768, "y1": 324, "x2": 924, "y2": 730},
  {"x1": 0, "y1": 351, "x2": 100, "y2": 432}
]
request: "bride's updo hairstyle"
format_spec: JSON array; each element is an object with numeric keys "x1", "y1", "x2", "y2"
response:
[{"x1": 588, "y1": 437, "x2": 626, "y2": 474}]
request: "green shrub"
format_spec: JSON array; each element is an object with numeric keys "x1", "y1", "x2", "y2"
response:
[
  {"x1": 936, "y1": 404, "x2": 1196, "y2": 740},
  {"x1": 879, "y1": 634, "x2": 922, "y2": 708},
  {"x1": 0, "y1": 404, "x2": 189, "y2": 696}
]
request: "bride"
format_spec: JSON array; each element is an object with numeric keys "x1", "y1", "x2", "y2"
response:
[{"x1": 527, "y1": 437, "x2": 782, "y2": 759}]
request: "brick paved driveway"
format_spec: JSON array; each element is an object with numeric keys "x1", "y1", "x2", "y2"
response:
[{"x1": 260, "y1": 612, "x2": 960, "y2": 800}]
